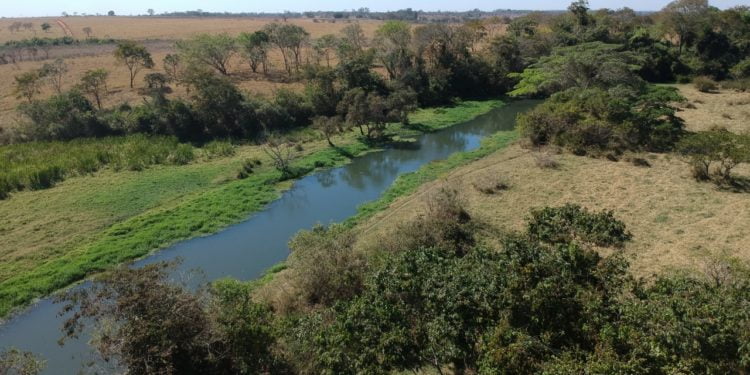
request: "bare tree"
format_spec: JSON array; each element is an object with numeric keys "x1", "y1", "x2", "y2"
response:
[{"x1": 262, "y1": 135, "x2": 296, "y2": 176}]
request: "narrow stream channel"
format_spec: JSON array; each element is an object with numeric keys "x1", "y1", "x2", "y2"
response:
[{"x1": 0, "y1": 100, "x2": 537, "y2": 374}]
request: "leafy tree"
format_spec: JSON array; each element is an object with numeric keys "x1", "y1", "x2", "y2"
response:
[
  {"x1": 147, "y1": 8, "x2": 155, "y2": 16},
  {"x1": 373, "y1": 20, "x2": 413, "y2": 80},
  {"x1": 338, "y1": 23, "x2": 367, "y2": 61},
  {"x1": 263, "y1": 23, "x2": 309, "y2": 75},
  {"x1": 13, "y1": 70, "x2": 45, "y2": 103},
  {"x1": 313, "y1": 34, "x2": 338, "y2": 67},
  {"x1": 40, "y1": 59, "x2": 68, "y2": 94},
  {"x1": 176, "y1": 33, "x2": 237, "y2": 76},
  {"x1": 660, "y1": 0, "x2": 711, "y2": 55},
  {"x1": 163, "y1": 53, "x2": 182, "y2": 85},
  {"x1": 312, "y1": 116, "x2": 342, "y2": 147},
  {"x1": 237, "y1": 31, "x2": 270, "y2": 74},
  {"x1": 107, "y1": 10, "x2": 115, "y2": 16},
  {"x1": 40, "y1": 23, "x2": 51, "y2": 33},
  {"x1": 114, "y1": 41, "x2": 155, "y2": 88},
  {"x1": 78, "y1": 69, "x2": 109, "y2": 110},
  {"x1": 17, "y1": 89, "x2": 106, "y2": 141},
  {"x1": 677, "y1": 130, "x2": 750, "y2": 182},
  {"x1": 509, "y1": 42, "x2": 643, "y2": 97}
]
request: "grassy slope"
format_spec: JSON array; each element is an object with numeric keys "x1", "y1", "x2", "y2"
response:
[{"x1": 0, "y1": 99, "x2": 502, "y2": 318}]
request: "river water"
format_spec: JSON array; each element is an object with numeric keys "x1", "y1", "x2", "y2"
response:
[{"x1": 0, "y1": 100, "x2": 537, "y2": 374}]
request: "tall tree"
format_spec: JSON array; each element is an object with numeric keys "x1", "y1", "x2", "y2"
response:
[
  {"x1": 114, "y1": 41, "x2": 155, "y2": 88},
  {"x1": 264, "y1": 23, "x2": 310, "y2": 75},
  {"x1": 237, "y1": 31, "x2": 270, "y2": 74},
  {"x1": 373, "y1": 20, "x2": 413, "y2": 80},
  {"x1": 176, "y1": 33, "x2": 237, "y2": 76},
  {"x1": 78, "y1": 69, "x2": 109, "y2": 110},
  {"x1": 660, "y1": 0, "x2": 710, "y2": 55}
]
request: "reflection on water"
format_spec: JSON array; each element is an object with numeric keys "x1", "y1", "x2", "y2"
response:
[{"x1": 0, "y1": 100, "x2": 538, "y2": 374}]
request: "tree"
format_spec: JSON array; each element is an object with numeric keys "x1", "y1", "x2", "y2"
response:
[
  {"x1": 163, "y1": 53, "x2": 182, "y2": 85},
  {"x1": 107, "y1": 10, "x2": 115, "y2": 16},
  {"x1": 40, "y1": 23, "x2": 51, "y2": 33},
  {"x1": 13, "y1": 70, "x2": 45, "y2": 103},
  {"x1": 176, "y1": 33, "x2": 237, "y2": 76},
  {"x1": 677, "y1": 130, "x2": 750, "y2": 182},
  {"x1": 312, "y1": 115, "x2": 342, "y2": 147},
  {"x1": 57, "y1": 260, "x2": 284, "y2": 374},
  {"x1": 40, "y1": 59, "x2": 68, "y2": 94},
  {"x1": 263, "y1": 23, "x2": 310, "y2": 75},
  {"x1": 373, "y1": 20, "x2": 413, "y2": 80},
  {"x1": 82, "y1": 26, "x2": 93, "y2": 38},
  {"x1": 147, "y1": 8, "x2": 155, "y2": 16},
  {"x1": 313, "y1": 34, "x2": 338, "y2": 67},
  {"x1": 114, "y1": 41, "x2": 155, "y2": 88},
  {"x1": 660, "y1": 0, "x2": 710, "y2": 55},
  {"x1": 338, "y1": 23, "x2": 367, "y2": 61},
  {"x1": 237, "y1": 31, "x2": 270, "y2": 74},
  {"x1": 78, "y1": 69, "x2": 109, "y2": 110}
]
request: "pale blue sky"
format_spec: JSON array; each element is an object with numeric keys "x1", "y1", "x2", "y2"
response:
[{"x1": 1, "y1": 0, "x2": 747, "y2": 17}]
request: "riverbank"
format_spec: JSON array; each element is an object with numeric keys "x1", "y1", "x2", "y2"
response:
[{"x1": 0, "y1": 99, "x2": 504, "y2": 318}]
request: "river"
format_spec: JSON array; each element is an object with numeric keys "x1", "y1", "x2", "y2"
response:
[{"x1": 0, "y1": 100, "x2": 537, "y2": 374}]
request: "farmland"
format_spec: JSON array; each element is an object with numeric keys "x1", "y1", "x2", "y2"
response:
[{"x1": 0, "y1": 17, "x2": 385, "y2": 130}]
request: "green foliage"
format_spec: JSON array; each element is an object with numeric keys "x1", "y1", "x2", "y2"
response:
[
  {"x1": 13, "y1": 70, "x2": 45, "y2": 102},
  {"x1": 176, "y1": 33, "x2": 237, "y2": 76},
  {"x1": 517, "y1": 85, "x2": 684, "y2": 153},
  {"x1": 509, "y1": 42, "x2": 643, "y2": 97},
  {"x1": 731, "y1": 58, "x2": 750, "y2": 79},
  {"x1": 527, "y1": 204, "x2": 632, "y2": 247},
  {"x1": 237, "y1": 31, "x2": 270, "y2": 73},
  {"x1": 16, "y1": 89, "x2": 106, "y2": 141},
  {"x1": 677, "y1": 130, "x2": 750, "y2": 182},
  {"x1": 77, "y1": 69, "x2": 109, "y2": 110},
  {"x1": 114, "y1": 40, "x2": 154, "y2": 88}
]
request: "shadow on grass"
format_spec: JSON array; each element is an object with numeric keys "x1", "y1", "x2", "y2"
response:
[{"x1": 404, "y1": 122, "x2": 433, "y2": 133}]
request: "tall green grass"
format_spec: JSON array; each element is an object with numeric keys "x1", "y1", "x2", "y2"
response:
[{"x1": 0, "y1": 136, "x2": 237, "y2": 199}]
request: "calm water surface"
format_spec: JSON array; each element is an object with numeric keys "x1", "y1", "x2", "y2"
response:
[{"x1": 0, "y1": 100, "x2": 537, "y2": 374}]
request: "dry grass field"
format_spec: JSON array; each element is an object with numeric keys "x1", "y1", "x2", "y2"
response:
[
  {"x1": 675, "y1": 84, "x2": 750, "y2": 134},
  {"x1": 0, "y1": 17, "x2": 384, "y2": 130},
  {"x1": 354, "y1": 85, "x2": 750, "y2": 278}
]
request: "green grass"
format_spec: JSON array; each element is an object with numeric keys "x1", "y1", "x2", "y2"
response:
[
  {"x1": 0, "y1": 99, "x2": 503, "y2": 318},
  {"x1": 0, "y1": 135, "x2": 235, "y2": 199}
]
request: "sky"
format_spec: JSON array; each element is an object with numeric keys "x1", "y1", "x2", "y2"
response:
[{"x1": 1, "y1": 0, "x2": 747, "y2": 17}]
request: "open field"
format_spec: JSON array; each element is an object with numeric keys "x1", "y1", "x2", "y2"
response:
[
  {"x1": 675, "y1": 84, "x2": 750, "y2": 134},
  {"x1": 0, "y1": 99, "x2": 502, "y2": 317},
  {"x1": 0, "y1": 17, "x2": 385, "y2": 130},
  {"x1": 352, "y1": 85, "x2": 750, "y2": 278}
]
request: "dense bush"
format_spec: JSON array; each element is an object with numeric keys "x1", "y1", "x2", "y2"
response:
[
  {"x1": 16, "y1": 90, "x2": 110, "y2": 141},
  {"x1": 517, "y1": 85, "x2": 684, "y2": 154},
  {"x1": 527, "y1": 203, "x2": 632, "y2": 247}
]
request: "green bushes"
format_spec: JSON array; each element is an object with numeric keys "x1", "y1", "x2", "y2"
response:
[
  {"x1": 527, "y1": 204, "x2": 632, "y2": 247},
  {"x1": 693, "y1": 76, "x2": 718, "y2": 93},
  {"x1": 677, "y1": 130, "x2": 750, "y2": 183},
  {"x1": 517, "y1": 85, "x2": 685, "y2": 154},
  {"x1": 0, "y1": 135, "x2": 200, "y2": 199}
]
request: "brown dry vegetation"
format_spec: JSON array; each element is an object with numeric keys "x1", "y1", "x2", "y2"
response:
[
  {"x1": 675, "y1": 83, "x2": 750, "y2": 134},
  {"x1": 353, "y1": 86, "x2": 750, "y2": 278},
  {"x1": 0, "y1": 17, "x2": 384, "y2": 129}
]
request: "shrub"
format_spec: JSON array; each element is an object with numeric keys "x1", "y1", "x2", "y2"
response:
[
  {"x1": 730, "y1": 58, "x2": 750, "y2": 79},
  {"x1": 527, "y1": 204, "x2": 632, "y2": 247},
  {"x1": 517, "y1": 85, "x2": 685, "y2": 154},
  {"x1": 677, "y1": 130, "x2": 750, "y2": 183},
  {"x1": 534, "y1": 152, "x2": 560, "y2": 169},
  {"x1": 236, "y1": 159, "x2": 255, "y2": 179},
  {"x1": 693, "y1": 76, "x2": 718, "y2": 93},
  {"x1": 472, "y1": 175, "x2": 509, "y2": 194},
  {"x1": 287, "y1": 224, "x2": 366, "y2": 309},
  {"x1": 202, "y1": 140, "x2": 235, "y2": 158}
]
